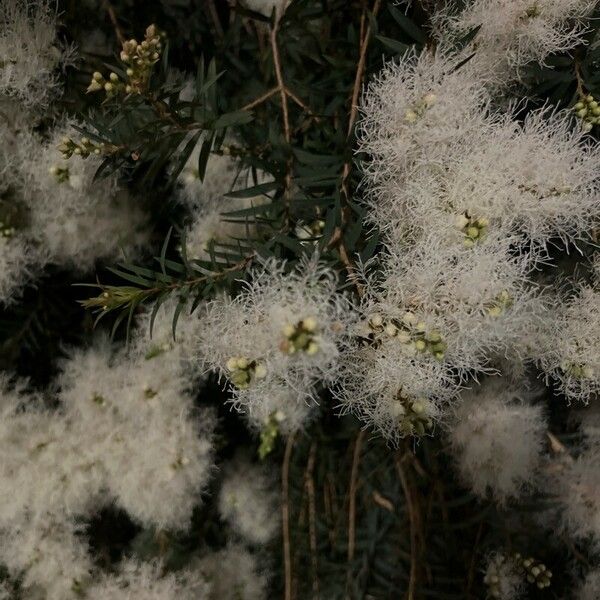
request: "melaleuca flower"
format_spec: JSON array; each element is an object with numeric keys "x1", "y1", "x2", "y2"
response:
[
  {"x1": 379, "y1": 239, "x2": 541, "y2": 376},
  {"x1": 184, "y1": 192, "x2": 268, "y2": 261},
  {"x1": 177, "y1": 147, "x2": 270, "y2": 210},
  {"x1": 548, "y1": 440, "x2": 600, "y2": 549},
  {"x1": 129, "y1": 297, "x2": 204, "y2": 379},
  {"x1": 358, "y1": 50, "x2": 491, "y2": 187},
  {"x1": 334, "y1": 333, "x2": 451, "y2": 443},
  {"x1": 0, "y1": 335, "x2": 216, "y2": 600},
  {"x1": 373, "y1": 109, "x2": 600, "y2": 258},
  {"x1": 218, "y1": 456, "x2": 280, "y2": 545},
  {"x1": 0, "y1": 515, "x2": 93, "y2": 600},
  {"x1": 57, "y1": 340, "x2": 215, "y2": 530},
  {"x1": 19, "y1": 123, "x2": 149, "y2": 270},
  {"x1": 192, "y1": 543, "x2": 269, "y2": 600},
  {"x1": 483, "y1": 553, "x2": 526, "y2": 600},
  {"x1": 448, "y1": 378, "x2": 546, "y2": 502},
  {"x1": 539, "y1": 284, "x2": 600, "y2": 403},
  {"x1": 200, "y1": 257, "x2": 355, "y2": 430},
  {"x1": 577, "y1": 570, "x2": 600, "y2": 600},
  {"x1": 434, "y1": 0, "x2": 596, "y2": 84},
  {"x1": 0, "y1": 0, "x2": 75, "y2": 109},
  {"x1": 87, "y1": 560, "x2": 210, "y2": 600},
  {"x1": 0, "y1": 235, "x2": 40, "y2": 304},
  {"x1": 334, "y1": 239, "x2": 543, "y2": 443}
]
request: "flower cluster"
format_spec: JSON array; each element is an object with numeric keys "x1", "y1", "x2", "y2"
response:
[
  {"x1": 200, "y1": 257, "x2": 354, "y2": 437},
  {"x1": 87, "y1": 25, "x2": 162, "y2": 97},
  {"x1": 337, "y1": 5, "x2": 600, "y2": 444},
  {"x1": 0, "y1": 331, "x2": 214, "y2": 598},
  {"x1": 0, "y1": 3, "x2": 150, "y2": 304}
]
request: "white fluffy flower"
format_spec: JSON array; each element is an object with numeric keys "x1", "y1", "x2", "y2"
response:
[
  {"x1": 218, "y1": 456, "x2": 280, "y2": 545},
  {"x1": 434, "y1": 0, "x2": 595, "y2": 84},
  {"x1": 448, "y1": 378, "x2": 546, "y2": 502},
  {"x1": 358, "y1": 51, "x2": 491, "y2": 187},
  {"x1": 483, "y1": 553, "x2": 525, "y2": 600},
  {"x1": 577, "y1": 569, "x2": 600, "y2": 600},
  {"x1": 550, "y1": 441, "x2": 600, "y2": 549},
  {"x1": 0, "y1": 339, "x2": 216, "y2": 598},
  {"x1": 0, "y1": 0, "x2": 75, "y2": 108},
  {"x1": 184, "y1": 193, "x2": 268, "y2": 261},
  {"x1": 200, "y1": 257, "x2": 354, "y2": 431},
  {"x1": 87, "y1": 560, "x2": 210, "y2": 600},
  {"x1": 193, "y1": 544, "x2": 269, "y2": 600},
  {"x1": 539, "y1": 284, "x2": 600, "y2": 403},
  {"x1": 177, "y1": 147, "x2": 270, "y2": 210},
  {"x1": 0, "y1": 515, "x2": 93, "y2": 600},
  {"x1": 19, "y1": 123, "x2": 149, "y2": 270},
  {"x1": 372, "y1": 109, "x2": 600, "y2": 256},
  {"x1": 57, "y1": 340, "x2": 214, "y2": 530}
]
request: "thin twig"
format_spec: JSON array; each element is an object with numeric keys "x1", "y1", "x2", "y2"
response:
[
  {"x1": 102, "y1": 0, "x2": 126, "y2": 45},
  {"x1": 241, "y1": 87, "x2": 280, "y2": 111},
  {"x1": 305, "y1": 443, "x2": 320, "y2": 599},
  {"x1": 282, "y1": 432, "x2": 296, "y2": 600},
  {"x1": 466, "y1": 521, "x2": 484, "y2": 599},
  {"x1": 270, "y1": 19, "x2": 291, "y2": 143},
  {"x1": 346, "y1": 0, "x2": 382, "y2": 139},
  {"x1": 208, "y1": 0, "x2": 224, "y2": 39},
  {"x1": 347, "y1": 430, "x2": 365, "y2": 570},
  {"x1": 396, "y1": 454, "x2": 419, "y2": 600},
  {"x1": 574, "y1": 55, "x2": 585, "y2": 97},
  {"x1": 330, "y1": 0, "x2": 381, "y2": 296}
]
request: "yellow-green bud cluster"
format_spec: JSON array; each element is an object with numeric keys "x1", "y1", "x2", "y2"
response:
[
  {"x1": 143, "y1": 385, "x2": 158, "y2": 399},
  {"x1": 404, "y1": 92, "x2": 437, "y2": 123},
  {"x1": 0, "y1": 221, "x2": 16, "y2": 239},
  {"x1": 484, "y1": 553, "x2": 552, "y2": 598},
  {"x1": 517, "y1": 554, "x2": 552, "y2": 590},
  {"x1": 486, "y1": 290, "x2": 513, "y2": 317},
  {"x1": 524, "y1": 3, "x2": 541, "y2": 18},
  {"x1": 171, "y1": 453, "x2": 190, "y2": 471},
  {"x1": 258, "y1": 411, "x2": 285, "y2": 460},
  {"x1": 573, "y1": 94, "x2": 600, "y2": 132},
  {"x1": 455, "y1": 213, "x2": 489, "y2": 248},
  {"x1": 120, "y1": 25, "x2": 162, "y2": 94},
  {"x1": 393, "y1": 390, "x2": 432, "y2": 437},
  {"x1": 280, "y1": 317, "x2": 319, "y2": 355},
  {"x1": 368, "y1": 312, "x2": 447, "y2": 360},
  {"x1": 144, "y1": 342, "x2": 172, "y2": 360},
  {"x1": 88, "y1": 25, "x2": 162, "y2": 98},
  {"x1": 57, "y1": 136, "x2": 103, "y2": 160},
  {"x1": 92, "y1": 393, "x2": 106, "y2": 406},
  {"x1": 48, "y1": 165, "x2": 70, "y2": 183},
  {"x1": 562, "y1": 361, "x2": 594, "y2": 379},
  {"x1": 296, "y1": 219, "x2": 326, "y2": 241},
  {"x1": 226, "y1": 356, "x2": 267, "y2": 389},
  {"x1": 518, "y1": 182, "x2": 572, "y2": 199}
]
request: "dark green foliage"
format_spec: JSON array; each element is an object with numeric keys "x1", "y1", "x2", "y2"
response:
[{"x1": 2, "y1": 0, "x2": 599, "y2": 598}]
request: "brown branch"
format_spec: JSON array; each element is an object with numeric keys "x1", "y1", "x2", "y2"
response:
[
  {"x1": 241, "y1": 87, "x2": 280, "y2": 111},
  {"x1": 208, "y1": 0, "x2": 225, "y2": 39},
  {"x1": 346, "y1": 0, "x2": 382, "y2": 139},
  {"x1": 396, "y1": 453, "x2": 420, "y2": 600},
  {"x1": 305, "y1": 443, "x2": 320, "y2": 599},
  {"x1": 102, "y1": 0, "x2": 126, "y2": 45},
  {"x1": 329, "y1": 0, "x2": 381, "y2": 297},
  {"x1": 347, "y1": 430, "x2": 365, "y2": 575},
  {"x1": 282, "y1": 432, "x2": 296, "y2": 600},
  {"x1": 466, "y1": 521, "x2": 484, "y2": 599},
  {"x1": 575, "y1": 55, "x2": 585, "y2": 97},
  {"x1": 270, "y1": 18, "x2": 291, "y2": 143}
]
